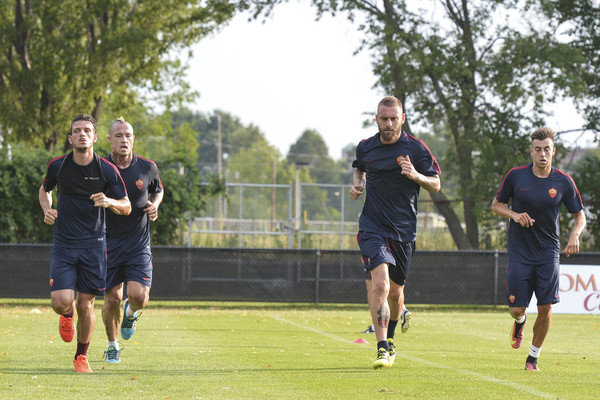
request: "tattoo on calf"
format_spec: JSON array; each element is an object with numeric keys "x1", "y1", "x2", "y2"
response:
[{"x1": 377, "y1": 303, "x2": 390, "y2": 328}]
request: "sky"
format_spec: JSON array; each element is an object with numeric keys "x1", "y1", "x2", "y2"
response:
[
  {"x1": 185, "y1": 2, "x2": 593, "y2": 161},
  {"x1": 186, "y1": 2, "x2": 382, "y2": 160}
]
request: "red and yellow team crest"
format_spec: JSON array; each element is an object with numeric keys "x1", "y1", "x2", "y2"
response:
[
  {"x1": 49, "y1": 278, "x2": 54, "y2": 287},
  {"x1": 135, "y1": 179, "x2": 144, "y2": 190},
  {"x1": 396, "y1": 155, "x2": 407, "y2": 166},
  {"x1": 548, "y1": 188, "x2": 557, "y2": 199},
  {"x1": 509, "y1": 294, "x2": 515, "y2": 303}
]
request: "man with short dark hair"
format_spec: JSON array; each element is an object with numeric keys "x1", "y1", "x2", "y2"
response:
[
  {"x1": 492, "y1": 126, "x2": 586, "y2": 371},
  {"x1": 39, "y1": 114, "x2": 131, "y2": 373}
]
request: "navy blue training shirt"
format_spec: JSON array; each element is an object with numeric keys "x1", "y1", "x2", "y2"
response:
[
  {"x1": 495, "y1": 163, "x2": 583, "y2": 263},
  {"x1": 354, "y1": 131, "x2": 441, "y2": 242},
  {"x1": 42, "y1": 152, "x2": 128, "y2": 248},
  {"x1": 104, "y1": 153, "x2": 163, "y2": 264}
]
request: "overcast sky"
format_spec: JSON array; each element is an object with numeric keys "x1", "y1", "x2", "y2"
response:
[
  {"x1": 185, "y1": 2, "x2": 592, "y2": 160},
  {"x1": 186, "y1": 2, "x2": 382, "y2": 160}
]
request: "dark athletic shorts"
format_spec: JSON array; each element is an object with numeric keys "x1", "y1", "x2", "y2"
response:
[
  {"x1": 106, "y1": 253, "x2": 153, "y2": 291},
  {"x1": 506, "y1": 260, "x2": 560, "y2": 307},
  {"x1": 358, "y1": 232, "x2": 415, "y2": 285},
  {"x1": 49, "y1": 246, "x2": 107, "y2": 296}
]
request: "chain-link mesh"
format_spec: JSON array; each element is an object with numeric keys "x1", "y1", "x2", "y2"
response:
[
  {"x1": 4, "y1": 244, "x2": 598, "y2": 304},
  {"x1": 0, "y1": 244, "x2": 600, "y2": 305}
]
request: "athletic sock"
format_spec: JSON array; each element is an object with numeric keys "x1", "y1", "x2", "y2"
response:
[
  {"x1": 75, "y1": 341, "x2": 90, "y2": 360},
  {"x1": 515, "y1": 314, "x2": 526, "y2": 324},
  {"x1": 125, "y1": 303, "x2": 136, "y2": 317},
  {"x1": 387, "y1": 319, "x2": 399, "y2": 339},
  {"x1": 108, "y1": 340, "x2": 119, "y2": 351},
  {"x1": 377, "y1": 340, "x2": 390, "y2": 352},
  {"x1": 529, "y1": 344, "x2": 542, "y2": 358}
]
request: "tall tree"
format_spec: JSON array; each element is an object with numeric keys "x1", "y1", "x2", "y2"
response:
[
  {"x1": 0, "y1": 0, "x2": 237, "y2": 150},
  {"x1": 244, "y1": 0, "x2": 592, "y2": 249}
]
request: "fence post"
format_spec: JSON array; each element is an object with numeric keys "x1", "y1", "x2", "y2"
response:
[
  {"x1": 315, "y1": 249, "x2": 321, "y2": 305},
  {"x1": 494, "y1": 250, "x2": 499, "y2": 307}
]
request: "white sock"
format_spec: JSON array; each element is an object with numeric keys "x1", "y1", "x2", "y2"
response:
[
  {"x1": 516, "y1": 315, "x2": 526, "y2": 324},
  {"x1": 108, "y1": 340, "x2": 120, "y2": 351},
  {"x1": 125, "y1": 303, "x2": 136, "y2": 317},
  {"x1": 529, "y1": 345, "x2": 541, "y2": 358}
]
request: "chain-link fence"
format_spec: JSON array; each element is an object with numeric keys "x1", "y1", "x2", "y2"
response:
[
  {"x1": 3, "y1": 243, "x2": 599, "y2": 305},
  {"x1": 187, "y1": 182, "x2": 448, "y2": 250}
]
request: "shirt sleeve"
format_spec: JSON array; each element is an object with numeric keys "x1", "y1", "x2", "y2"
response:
[
  {"x1": 495, "y1": 170, "x2": 514, "y2": 204},
  {"x1": 352, "y1": 142, "x2": 367, "y2": 172},
  {"x1": 103, "y1": 162, "x2": 128, "y2": 199},
  {"x1": 148, "y1": 161, "x2": 163, "y2": 194},
  {"x1": 562, "y1": 174, "x2": 584, "y2": 214},
  {"x1": 42, "y1": 158, "x2": 62, "y2": 192},
  {"x1": 414, "y1": 142, "x2": 441, "y2": 176}
]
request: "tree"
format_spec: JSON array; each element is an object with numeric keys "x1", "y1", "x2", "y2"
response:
[
  {"x1": 244, "y1": 0, "x2": 593, "y2": 249},
  {"x1": 538, "y1": 0, "x2": 600, "y2": 135},
  {"x1": 0, "y1": 144, "x2": 56, "y2": 243},
  {"x1": 570, "y1": 149, "x2": 600, "y2": 250},
  {"x1": 0, "y1": 0, "x2": 238, "y2": 150},
  {"x1": 287, "y1": 129, "x2": 342, "y2": 184}
]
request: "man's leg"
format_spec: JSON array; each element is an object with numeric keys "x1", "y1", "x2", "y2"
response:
[
  {"x1": 125, "y1": 281, "x2": 150, "y2": 313},
  {"x1": 367, "y1": 263, "x2": 390, "y2": 369},
  {"x1": 526, "y1": 304, "x2": 552, "y2": 371},
  {"x1": 102, "y1": 284, "x2": 123, "y2": 362},
  {"x1": 509, "y1": 306, "x2": 527, "y2": 349},
  {"x1": 73, "y1": 292, "x2": 96, "y2": 373},
  {"x1": 386, "y1": 281, "x2": 404, "y2": 367},
  {"x1": 102, "y1": 284, "x2": 123, "y2": 342},
  {"x1": 121, "y1": 281, "x2": 150, "y2": 340},
  {"x1": 51, "y1": 289, "x2": 76, "y2": 342}
]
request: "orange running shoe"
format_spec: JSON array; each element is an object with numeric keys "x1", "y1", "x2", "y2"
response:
[
  {"x1": 59, "y1": 303, "x2": 75, "y2": 342},
  {"x1": 73, "y1": 354, "x2": 93, "y2": 373}
]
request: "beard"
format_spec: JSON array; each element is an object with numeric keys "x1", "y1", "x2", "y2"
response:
[{"x1": 379, "y1": 125, "x2": 402, "y2": 143}]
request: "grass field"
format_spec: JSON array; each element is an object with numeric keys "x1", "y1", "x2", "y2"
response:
[{"x1": 1, "y1": 299, "x2": 599, "y2": 399}]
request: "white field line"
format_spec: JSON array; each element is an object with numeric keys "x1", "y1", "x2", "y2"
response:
[{"x1": 270, "y1": 315, "x2": 559, "y2": 400}]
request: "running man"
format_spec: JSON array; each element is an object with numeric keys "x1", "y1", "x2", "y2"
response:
[
  {"x1": 39, "y1": 114, "x2": 131, "y2": 373},
  {"x1": 492, "y1": 126, "x2": 585, "y2": 371},
  {"x1": 102, "y1": 117, "x2": 163, "y2": 363},
  {"x1": 350, "y1": 96, "x2": 441, "y2": 369}
]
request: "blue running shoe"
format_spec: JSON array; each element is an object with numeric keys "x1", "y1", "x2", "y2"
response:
[
  {"x1": 121, "y1": 299, "x2": 139, "y2": 340},
  {"x1": 104, "y1": 346, "x2": 121, "y2": 363}
]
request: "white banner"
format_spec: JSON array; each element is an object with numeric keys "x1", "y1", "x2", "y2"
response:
[{"x1": 527, "y1": 264, "x2": 600, "y2": 314}]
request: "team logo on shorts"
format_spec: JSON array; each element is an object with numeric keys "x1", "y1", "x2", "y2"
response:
[
  {"x1": 509, "y1": 294, "x2": 515, "y2": 303},
  {"x1": 136, "y1": 179, "x2": 144, "y2": 190},
  {"x1": 396, "y1": 155, "x2": 407, "y2": 166},
  {"x1": 548, "y1": 188, "x2": 557, "y2": 198},
  {"x1": 49, "y1": 278, "x2": 54, "y2": 287}
]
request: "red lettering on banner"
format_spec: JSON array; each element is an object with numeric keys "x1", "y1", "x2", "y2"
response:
[{"x1": 583, "y1": 292, "x2": 600, "y2": 312}]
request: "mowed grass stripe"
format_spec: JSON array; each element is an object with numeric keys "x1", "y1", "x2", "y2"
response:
[{"x1": 271, "y1": 314, "x2": 558, "y2": 400}]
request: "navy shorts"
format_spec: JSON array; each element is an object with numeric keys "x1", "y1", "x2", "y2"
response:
[
  {"x1": 506, "y1": 260, "x2": 560, "y2": 307},
  {"x1": 358, "y1": 232, "x2": 415, "y2": 285},
  {"x1": 49, "y1": 246, "x2": 107, "y2": 296},
  {"x1": 106, "y1": 253, "x2": 153, "y2": 291}
]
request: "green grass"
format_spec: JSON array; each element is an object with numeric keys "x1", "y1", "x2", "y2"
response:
[{"x1": 1, "y1": 300, "x2": 599, "y2": 399}]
